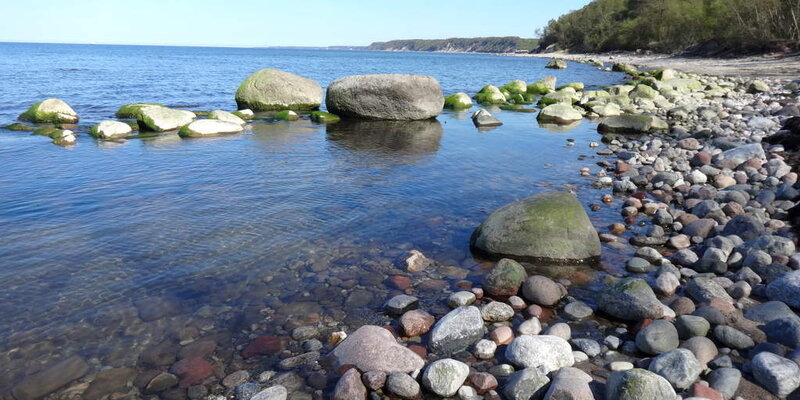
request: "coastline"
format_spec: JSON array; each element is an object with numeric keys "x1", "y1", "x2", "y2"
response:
[{"x1": 520, "y1": 51, "x2": 800, "y2": 80}]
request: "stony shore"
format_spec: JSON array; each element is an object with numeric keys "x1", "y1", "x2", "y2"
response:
[{"x1": 6, "y1": 61, "x2": 800, "y2": 400}]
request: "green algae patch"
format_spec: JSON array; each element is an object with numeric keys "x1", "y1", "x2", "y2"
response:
[
  {"x1": 310, "y1": 111, "x2": 340, "y2": 123},
  {"x1": 2, "y1": 122, "x2": 37, "y2": 131},
  {"x1": 274, "y1": 110, "x2": 300, "y2": 121},
  {"x1": 115, "y1": 103, "x2": 163, "y2": 119}
]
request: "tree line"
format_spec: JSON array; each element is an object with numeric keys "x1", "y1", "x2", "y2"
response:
[
  {"x1": 367, "y1": 37, "x2": 540, "y2": 53},
  {"x1": 537, "y1": 0, "x2": 800, "y2": 54}
]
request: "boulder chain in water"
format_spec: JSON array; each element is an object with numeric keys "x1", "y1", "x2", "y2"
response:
[
  {"x1": 326, "y1": 74, "x2": 444, "y2": 120},
  {"x1": 235, "y1": 68, "x2": 322, "y2": 111}
]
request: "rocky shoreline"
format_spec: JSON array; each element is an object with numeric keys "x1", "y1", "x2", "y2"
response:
[{"x1": 5, "y1": 59, "x2": 800, "y2": 400}]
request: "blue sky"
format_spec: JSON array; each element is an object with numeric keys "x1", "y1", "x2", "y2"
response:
[{"x1": 0, "y1": 1, "x2": 592, "y2": 47}]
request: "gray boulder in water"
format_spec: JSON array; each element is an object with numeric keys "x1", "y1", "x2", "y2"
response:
[
  {"x1": 325, "y1": 74, "x2": 444, "y2": 120},
  {"x1": 470, "y1": 191, "x2": 601, "y2": 262},
  {"x1": 235, "y1": 69, "x2": 323, "y2": 111}
]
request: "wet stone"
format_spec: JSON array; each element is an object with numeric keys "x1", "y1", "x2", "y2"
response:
[
  {"x1": 564, "y1": 301, "x2": 593, "y2": 320},
  {"x1": 11, "y1": 355, "x2": 90, "y2": 400},
  {"x1": 145, "y1": 372, "x2": 179, "y2": 394},
  {"x1": 399, "y1": 309, "x2": 435, "y2": 337},
  {"x1": 384, "y1": 294, "x2": 419, "y2": 316},
  {"x1": 83, "y1": 367, "x2": 136, "y2": 400},
  {"x1": 448, "y1": 291, "x2": 476, "y2": 308},
  {"x1": 429, "y1": 306, "x2": 485, "y2": 355},
  {"x1": 251, "y1": 384, "x2": 288, "y2": 400},
  {"x1": 169, "y1": 357, "x2": 213, "y2": 386},
  {"x1": 385, "y1": 373, "x2": 421, "y2": 399},
  {"x1": 222, "y1": 370, "x2": 250, "y2": 388}
]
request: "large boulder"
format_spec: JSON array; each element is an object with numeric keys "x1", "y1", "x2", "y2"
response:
[
  {"x1": 470, "y1": 191, "x2": 601, "y2": 262},
  {"x1": 473, "y1": 85, "x2": 506, "y2": 105},
  {"x1": 179, "y1": 120, "x2": 245, "y2": 138},
  {"x1": 598, "y1": 115, "x2": 668, "y2": 134},
  {"x1": 444, "y1": 92, "x2": 473, "y2": 110},
  {"x1": 537, "y1": 104, "x2": 582, "y2": 124},
  {"x1": 598, "y1": 278, "x2": 664, "y2": 320},
  {"x1": 137, "y1": 107, "x2": 196, "y2": 132},
  {"x1": 89, "y1": 121, "x2": 133, "y2": 140},
  {"x1": 606, "y1": 369, "x2": 676, "y2": 400},
  {"x1": 326, "y1": 74, "x2": 443, "y2": 120},
  {"x1": 329, "y1": 325, "x2": 424, "y2": 373},
  {"x1": 235, "y1": 69, "x2": 322, "y2": 111},
  {"x1": 18, "y1": 98, "x2": 78, "y2": 123}
]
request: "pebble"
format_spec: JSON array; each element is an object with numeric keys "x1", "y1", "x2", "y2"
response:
[
  {"x1": 563, "y1": 301, "x2": 593, "y2": 320},
  {"x1": 422, "y1": 358, "x2": 470, "y2": 397}
]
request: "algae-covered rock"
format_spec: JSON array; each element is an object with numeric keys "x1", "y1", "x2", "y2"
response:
[
  {"x1": 612, "y1": 63, "x2": 639, "y2": 76},
  {"x1": 233, "y1": 109, "x2": 254, "y2": 120},
  {"x1": 537, "y1": 104, "x2": 582, "y2": 124},
  {"x1": 606, "y1": 369, "x2": 676, "y2": 400},
  {"x1": 631, "y1": 84, "x2": 659, "y2": 99},
  {"x1": 538, "y1": 90, "x2": 579, "y2": 106},
  {"x1": 444, "y1": 92, "x2": 473, "y2": 110},
  {"x1": 138, "y1": 107, "x2": 196, "y2": 132},
  {"x1": 471, "y1": 191, "x2": 601, "y2": 262},
  {"x1": 598, "y1": 278, "x2": 665, "y2": 320},
  {"x1": 274, "y1": 110, "x2": 299, "y2": 121},
  {"x1": 326, "y1": 74, "x2": 443, "y2": 120},
  {"x1": 473, "y1": 85, "x2": 506, "y2": 105},
  {"x1": 179, "y1": 120, "x2": 244, "y2": 138},
  {"x1": 598, "y1": 115, "x2": 668, "y2": 134},
  {"x1": 546, "y1": 59, "x2": 568, "y2": 69},
  {"x1": 499, "y1": 104, "x2": 536, "y2": 113},
  {"x1": 116, "y1": 103, "x2": 164, "y2": 119},
  {"x1": 501, "y1": 80, "x2": 527, "y2": 95},
  {"x1": 89, "y1": 120, "x2": 133, "y2": 139},
  {"x1": 235, "y1": 68, "x2": 323, "y2": 111},
  {"x1": 310, "y1": 111, "x2": 340, "y2": 123},
  {"x1": 527, "y1": 76, "x2": 557, "y2": 95},
  {"x1": 49, "y1": 129, "x2": 77, "y2": 146},
  {"x1": 558, "y1": 82, "x2": 584, "y2": 91},
  {"x1": 208, "y1": 110, "x2": 246, "y2": 126},
  {"x1": 748, "y1": 80, "x2": 770, "y2": 94},
  {"x1": 2, "y1": 122, "x2": 37, "y2": 131},
  {"x1": 19, "y1": 98, "x2": 78, "y2": 123},
  {"x1": 484, "y1": 258, "x2": 526, "y2": 297}
]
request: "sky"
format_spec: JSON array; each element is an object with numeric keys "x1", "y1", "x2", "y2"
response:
[{"x1": 0, "y1": 0, "x2": 593, "y2": 47}]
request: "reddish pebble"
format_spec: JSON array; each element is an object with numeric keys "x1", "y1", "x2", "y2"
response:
[
  {"x1": 468, "y1": 372, "x2": 498, "y2": 394},
  {"x1": 456, "y1": 280, "x2": 473, "y2": 290},
  {"x1": 707, "y1": 298, "x2": 735, "y2": 314},
  {"x1": 241, "y1": 336, "x2": 282, "y2": 358},
  {"x1": 408, "y1": 344, "x2": 427, "y2": 358},
  {"x1": 490, "y1": 326, "x2": 514, "y2": 345},
  {"x1": 169, "y1": 357, "x2": 213, "y2": 387},
  {"x1": 691, "y1": 383, "x2": 724, "y2": 400},
  {"x1": 399, "y1": 310, "x2": 435, "y2": 337},
  {"x1": 525, "y1": 304, "x2": 544, "y2": 318},
  {"x1": 386, "y1": 275, "x2": 411, "y2": 290},
  {"x1": 632, "y1": 192, "x2": 647, "y2": 200}
]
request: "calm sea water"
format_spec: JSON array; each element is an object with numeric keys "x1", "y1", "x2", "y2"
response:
[{"x1": 0, "y1": 43, "x2": 630, "y2": 394}]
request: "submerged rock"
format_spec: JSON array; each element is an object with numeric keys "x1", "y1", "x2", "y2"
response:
[
  {"x1": 483, "y1": 258, "x2": 526, "y2": 297},
  {"x1": 18, "y1": 98, "x2": 78, "y2": 123},
  {"x1": 235, "y1": 68, "x2": 322, "y2": 111},
  {"x1": 310, "y1": 111, "x2": 340, "y2": 123},
  {"x1": 89, "y1": 120, "x2": 133, "y2": 139},
  {"x1": 471, "y1": 191, "x2": 601, "y2": 262},
  {"x1": 326, "y1": 74, "x2": 443, "y2": 120},
  {"x1": 11, "y1": 355, "x2": 90, "y2": 400},
  {"x1": 179, "y1": 120, "x2": 244, "y2": 138},
  {"x1": 329, "y1": 325, "x2": 424, "y2": 373},
  {"x1": 597, "y1": 115, "x2": 668, "y2": 134}
]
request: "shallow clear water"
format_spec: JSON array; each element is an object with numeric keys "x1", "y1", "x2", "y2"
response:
[{"x1": 0, "y1": 43, "x2": 632, "y2": 393}]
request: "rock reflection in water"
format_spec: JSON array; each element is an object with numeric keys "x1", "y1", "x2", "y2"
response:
[
  {"x1": 326, "y1": 119, "x2": 443, "y2": 158},
  {"x1": 538, "y1": 120, "x2": 583, "y2": 133}
]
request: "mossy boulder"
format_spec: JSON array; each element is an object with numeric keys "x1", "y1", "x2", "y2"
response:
[
  {"x1": 484, "y1": 258, "x2": 527, "y2": 297},
  {"x1": 546, "y1": 59, "x2": 568, "y2": 69},
  {"x1": 606, "y1": 369, "x2": 676, "y2": 400},
  {"x1": 631, "y1": 84, "x2": 659, "y2": 99},
  {"x1": 19, "y1": 98, "x2": 78, "y2": 123},
  {"x1": 310, "y1": 111, "x2": 341, "y2": 123},
  {"x1": 2, "y1": 123, "x2": 37, "y2": 131},
  {"x1": 179, "y1": 120, "x2": 244, "y2": 138},
  {"x1": 88, "y1": 121, "x2": 133, "y2": 139},
  {"x1": 655, "y1": 69, "x2": 678, "y2": 80},
  {"x1": 208, "y1": 110, "x2": 246, "y2": 126},
  {"x1": 538, "y1": 90, "x2": 579, "y2": 106},
  {"x1": 233, "y1": 109, "x2": 254, "y2": 120},
  {"x1": 590, "y1": 103, "x2": 622, "y2": 117},
  {"x1": 137, "y1": 107, "x2": 196, "y2": 132},
  {"x1": 748, "y1": 80, "x2": 770, "y2": 94},
  {"x1": 598, "y1": 115, "x2": 668, "y2": 134},
  {"x1": 48, "y1": 129, "x2": 77, "y2": 146},
  {"x1": 537, "y1": 104, "x2": 582, "y2": 124},
  {"x1": 116, "y1": 103, "x2": 164, "y2": 119},
  {"x1": 32, "y1": 125, "x2": 60, "y2": 136},
  {"x1": 598, "y1": 278, "x2": 665, "y2": 320},
  {"x1": 471, "y1": 191, "x2": 601, "y2": 262},
  {"x1": 527, "y1": 76, "x2": 557, "y2": 95},
  {"x1": 558, "y1": 82, "x2": 584, "y2": 91},
  {"x1": 501, "y1": 80, "x2": 527, "y2": 95},
  {"x1": 444, "y1": 92, "x2": 473, "y2": 110},
  {"x1": 326, "y1": 74, "x2": 444, "y2": 120},
  {"x1": 499, "y1": 104, "x2": 536, "y2": 113},
  {"x1": 274, "y1": 110, "x2": 300, "y2": 121},
  {"x1": 473, "y1": 85, "x2": 506, "y2": 105},
  {"x1": 236, "y1": 68, "x2": 323, "y2": 111},
  {"x1": 612, "y1": 62, "x2": 639, "y2": 76}
]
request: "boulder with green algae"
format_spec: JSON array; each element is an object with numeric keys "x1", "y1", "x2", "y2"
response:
[
  {"x1": 208, "y1": 110, "x2": 246, "y2": 126},
  {"x1": 606, "y1": 369, "x2": 676, "y2": 400},
  {"x1": 631, "y1": 84, "x2": 659, "y2": 99},
  {"x1": 32, "y1": 126, "x2": 61, "y2": 136},
  {"x1": 546, "y1": 59, "x2": 568, "y2": 69},
  {"x1": 527, "y1": 76, "x2": 557, "y2": 95},
  {"x1": 598, "y1": 278, "x2": 664, "y2": 320},
  {"x1": 558, "y1": 82, "x2": 584, "y2": 91},
  {"x1": 178, "y1": 120, "x2": 244, "y2": 138},
  {"x1": 612, "y1": 62, "x2": 639, "y2": 76},
  {"x1": 115, "y1": 103, "x2": 164, "y2": 119},
  {"x1": 499, "y1": 104, "x2": 536, "y2": 113},
  {"x1": 274, "y1": 110, "x2": 299, "y2": 121},
  {"x1": 655, "y1": 69, "x2": 678, "y2": 80},
  {"x1": 471, "y1": 191, "x2": 601, "y2": 262},
  {"x1": 2, "y1": 122, "x2": 37, "y2": 131},
  {"x1": 538, "y1": 90, "x2": 579, "y2": 106},
  {"x1": 484, "y1": 258, "x2": 527, "y2": 297},
  {"x1": 233, "y1": 109, "x2": 254, "y2": 120},
  {"x1": 443, "y1": 92, "x2": 473, "y2": 110},
  {"x1": 598, "y1": 115, "x2": 668, "y2": 134},
  {"x1": 235, "y1": 68, "x2": 323, "y2": 111},
  {"x1": 310, "y1": 111, "x2": 340, "y2": 123},
  {"x1": 537, "y1": 104, "x2": 582, "y2": 124},
  {"x1": 88, "y1": 120, "x2": 133, "y2": 139},
  {"x1": 18, "y1": 98, "x2": 78, "y2": 123},
  {"x1": 473, "y1": 85, "x2": 506, "y2": 105},
  {"x1": 748, "y1": 80, "x2": 770, "y2": 94},
  {"x1": 49, "y1": 129, "x2": 77, "y2": 146},
  {"x1": 137, "y1": 107, "x2": 196, "y2": 132},
  {"x1": 501, "y1": 80, "x2": 527, "y2": 94}
]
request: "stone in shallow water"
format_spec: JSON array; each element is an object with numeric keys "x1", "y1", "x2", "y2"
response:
[
  {"x1": 333, "y1": 368, "x2": 367, "y2": 400},
  {"x1": 428, "y1": 306, "x2": 485, "y2": 355},
  {"x1": 12, "y1": 355, "x2": 90, "y2": 400},
  {"x1": 480, "y1": 301, "x2": 514, "y2": 322},
  {"x1": 472, "y1": 109, "x2": 502, "y2": 127},
  {"x1": 18, "y1": 98, "x2": 79, "y2": 123},
  {"x1": 384, "y1": 294, "x2": 419, "y2": 316},
  {"x1": 385, "y1": 372, "x2": 420, "y2": 399},
  {"x1": 236, "y1": 68, "x2": 323, "y2": 111},
  {"x1": 326, "y1": 74, "x2": 444, "y2": 120},
  {"x1": 521, "y1": 275, "x2": 565, "y2": 307},
  {"x1": 399, "y1": 309, "x2": 435, "y2": 337},
  {"x1": 179, "y1": 119, "x2": 244, "y2": 137},
  {"x1": 421, "y1": 358, "x2": 469, "y2": 397},
  {"x1": 598, "y1": 278, "x2": 664, "y2": 321},
  {"x1": 483, "y1": 258, "x2": 526, "y2": 296},
  {"x1": 329, "y1": 325, "x2": 424, "y2": 373}
]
